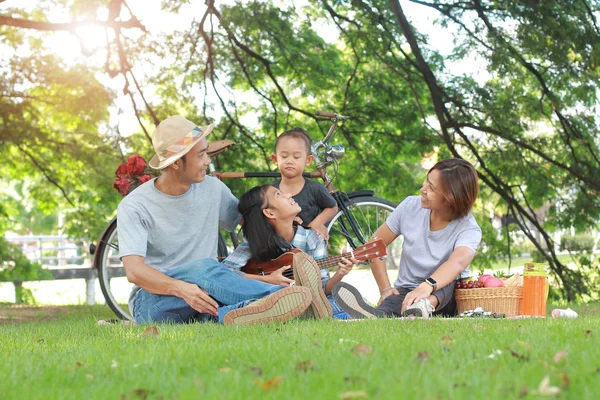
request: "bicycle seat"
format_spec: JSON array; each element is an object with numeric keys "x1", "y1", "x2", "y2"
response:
[{"x1": 208, "y1": 140, "x2": 236, "y2": 156}]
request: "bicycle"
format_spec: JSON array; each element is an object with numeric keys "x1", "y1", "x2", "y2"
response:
[{"x1": 90, "y1": 111, "x2": 399, "y2": 321}]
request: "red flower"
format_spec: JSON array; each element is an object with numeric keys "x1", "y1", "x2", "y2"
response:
[
  {"x1": 113, "y1": 177, "x2": 131, "y2": 196},
  {"x1": 127, "y1": 154, "x2": 147, "y2": 176},
  {"x1": 115, "y1": 163, "x2": 130, "y2": 178},
  {"x1": 138, "y1": 174, "x2": 151, "y2": 184}
]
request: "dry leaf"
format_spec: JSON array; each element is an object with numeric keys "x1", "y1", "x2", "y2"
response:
[
  {"x1": 441, "y1": 335, "x2": 453, "y2": 344},
  {"x1": 296, "y1": 360, "x2": 315, "y2": 373},
  {"x1": 344, "y1": 376, "x2": 367, "y2": 385},
  {"x1": 218, "y1": 367, "x2": 232, "y2": 373},
  {"x1": 249, "y1": 366, "x2": 263, "y2": 376},
  {"x1": 519, "y1": 385, "x2": 528, "y2": 398},
  {"x1": 508, "y1": 348, "x2": 529, "y2": 362},
  {"x1": 538, "y1": 375, "x2": 560, "y2": 396},
  {"x1": 416, "y1": 351, "x2": 431, "y2": 363},
  {"x1": 254, "y1": 376, "x2": 284, "y2": 391},
  {"x1": 585, "y1": 330, "x2": 591, "y2": 336},
  {"x1": 75, "y1": 362, "x2": 83, "y2": 367},
  {"x1": 553, "y1": 350, "x2": 568, "y2": 364},
  {"x1": 339, "y1": 391, "x2": 369, "y2": 399},
  {"x1": 142, "y1": 326, "x2": 159, "y2": 337},
  {"x1": 517, "y1": 340, "x2": 532, "y2": 349},
  {"x1": 120, "y1": 388, "x2": 152, "y2": 400},
  {"x1": 559, "y1": 372, "x2": 570, "y2": 388},
  {"x1": 86, "y1": 374, "x2": 94, "y2": 380},
  {"x1": 351, "y1": 344, "x2": 373, "y2": 357}
]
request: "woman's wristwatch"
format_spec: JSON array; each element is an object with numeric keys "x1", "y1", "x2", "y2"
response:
[{"x1": 425, "y1": 277, "x2": 438, "y2": 292}]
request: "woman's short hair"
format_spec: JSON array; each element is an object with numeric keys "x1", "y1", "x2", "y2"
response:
[{"x1": 429, "y1": 158, "x2": 479, "y2": 219}]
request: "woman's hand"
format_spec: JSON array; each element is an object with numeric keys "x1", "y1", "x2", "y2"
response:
[
  {"x1": 401, "y1": 283, "x2": 434, "y2": 313},
  {"x1": 264, "y1": 265, "x2": 294, "y2": 286},
  {"x1": 378, "y1": 287, "x2": 400, "y2": 306}
]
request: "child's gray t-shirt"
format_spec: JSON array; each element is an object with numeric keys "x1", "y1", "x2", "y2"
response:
[
  {"x1": 386, "y1": 196, "x2": 482, "y2": 289},
  {"x1": 270, "y1": 178, "x2": 336, "y2": 227}
]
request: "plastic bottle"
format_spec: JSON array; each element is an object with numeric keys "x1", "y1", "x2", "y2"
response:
[
  {"x1": 521, "y1": 263, "x2": 547, "y2": 317},
  {"x1": 551, "y1": 308, "x2": 578, "y2": 318}
]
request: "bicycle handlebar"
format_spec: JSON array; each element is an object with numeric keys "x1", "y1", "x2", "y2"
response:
[
  {"x1": 315, "y1": 111, "x2": 349, "y2": 120},
  {"x1": 212, "y1": 171, "x2": 323, "y2": 180},
  {"x1": 316, "y1": 111, "x2": 336, "y2": 118}
]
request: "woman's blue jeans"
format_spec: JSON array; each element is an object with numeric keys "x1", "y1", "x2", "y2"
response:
[{"x1": 132, "y1": 258, "x2": 282, "y2": 324}]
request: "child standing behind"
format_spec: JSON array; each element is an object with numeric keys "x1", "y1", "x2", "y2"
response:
[{"x1": 270, "y1": 127, "x2": 338, "y2": 240}]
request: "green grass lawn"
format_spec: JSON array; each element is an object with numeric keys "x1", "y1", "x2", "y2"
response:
[{"x1": 1, "y1": 304, "x2": 599, "y2": 399}]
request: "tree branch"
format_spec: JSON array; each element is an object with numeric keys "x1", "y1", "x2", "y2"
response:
[{"x1": 0, "y1": 15, "x2": 145, "y2": 32}]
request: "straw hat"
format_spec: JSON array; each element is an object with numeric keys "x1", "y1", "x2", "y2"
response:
[{"x1": 148, "y1": 116, "x2": 214, "y2": 169}]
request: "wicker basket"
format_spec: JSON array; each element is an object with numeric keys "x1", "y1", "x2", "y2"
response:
[{"x1": 455, "y1": 287, "x2": 523, "y2": 317}]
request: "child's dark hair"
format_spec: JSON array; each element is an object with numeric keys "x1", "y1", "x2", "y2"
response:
[
  {"x1": 274, "y1": 127, "x2": 312, "y2": 153},
  {"x1": 238, "y1": 184, "x2": 292, "y2": 261}
]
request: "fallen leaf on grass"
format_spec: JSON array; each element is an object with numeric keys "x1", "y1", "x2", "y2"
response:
[
  {"x1": 142, "y1": 326, "x2": 159, "y2": 337},
  {"x1": 351, "y1": 344, "x2": 373, "y2": 357},
  {"x1": 86, "y1": 374, "x2": 94, "y2": 380},
  {"x1": 519, "y1": 385, "x2": 528, "y2": 397},
  {"x1": 517, "y1": 340, "x2": 532, "y2": 349},
  {"x1": 248, "y1": 366, "x2": 263, "y2": 376},
  {"x1": 507, "y1": 348, "x2": 529, "y2": 362},
  {"x1": 120, "y1": 388, "x2": 152, "y2": 400},
  {"x1": 296, "y1": 360, "x2": 315, "y2": 373},
  {"x1": 553, "y1": 350, "x2": 568, "y2": 364},
  {"x1": 339, "y1": 391, "x2": 369, "y2": 399},
  {"x1": 537, "y1": 375, "x2": 560, "y2": 396},
  {"x1": 75, "y1": 362, "x2": 83, "y2": 367},
  {"x1": 344, "y1": 376, "x2": 368, "y2": 385},
  {"x1": 559, "y1": 372, "x2": 570, "y2": 388},
  {"x1": 416, "y1": 351, "x2": 431, "y2": 363},
  {"x1": 585, "y1": 330, "x2": 592, "y2": 336},
  {"x1": 218, "y1": 367, "x2": 232, "y2": 373},
  {"x1": 253, "y1": 376, "x2": 284, "y2": 391},
  {"x1": 440, "y1": 335, "x2": 453, "y2": 344}
]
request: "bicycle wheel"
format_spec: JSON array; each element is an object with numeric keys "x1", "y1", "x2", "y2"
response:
[
  {"x1": 326, "y1": 195, "x2": 402, "y2": 269},
  {"x1": 95, "y1": 218, "x2": 132, "y2": 320},
  {"x1": 94, "y1": 218, "x2": 230, "y2": 321}
]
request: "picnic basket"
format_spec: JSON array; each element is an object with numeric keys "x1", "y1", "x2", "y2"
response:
[{"x1": 455, "y1": 287, "x2": 523, "y2": 317}]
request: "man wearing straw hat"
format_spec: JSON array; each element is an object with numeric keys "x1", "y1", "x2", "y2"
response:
[{"x1": 117, "y1": 115, "x2": 316, "y2": 325}]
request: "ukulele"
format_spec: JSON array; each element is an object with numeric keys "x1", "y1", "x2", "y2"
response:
[{"x1": 241, "y1": 239, "x2": 387, "y2": 278}]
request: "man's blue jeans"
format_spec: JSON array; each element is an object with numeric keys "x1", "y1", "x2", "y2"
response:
[{"x1": 132, "y1": 258, "x2": 283, "y2": 324}]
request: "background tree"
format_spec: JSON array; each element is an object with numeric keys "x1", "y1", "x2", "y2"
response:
[{"x1": 1, "y1": 0, "x2": 598, "y2": 300}]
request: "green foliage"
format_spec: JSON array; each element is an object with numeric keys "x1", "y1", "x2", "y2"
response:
[
  {"x1": 1, "y1": 0, "x2": 599, "y2": 300},
  {"x1": 0, "y1": 236, "x2": 50, "y2": 282},
  {"x1": 560, "y1": 234, "x2": 596, "y2": 253}
]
